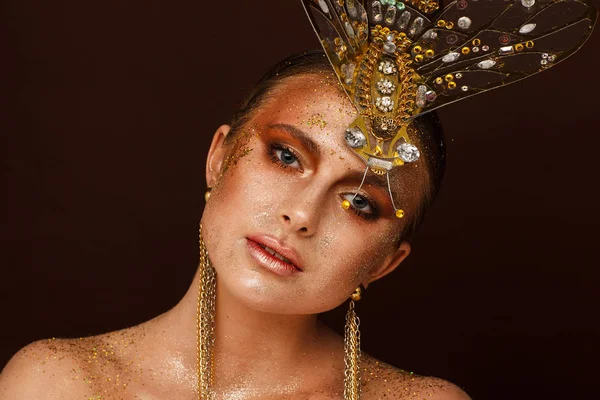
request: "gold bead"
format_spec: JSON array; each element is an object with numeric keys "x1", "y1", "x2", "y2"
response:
[
  {"x1": 448, "y1": 81, "x2": 457, "y2": 89},
  {"x1": 395, "y1": 209, "x2": 405, "y2": 219},
  {"x1": 342, "y1": 199, "x2": 351, "y2": 210},
  {"x1": 437, "y1": 20, "x2": 446, "y2": 27},
  {"x1": 446, "y1": 21, "x2": 454, "y2": 29},
  {"x1": 435, "y1": 77, "x2": 443, "y2": 85},
  {"x1": 425, "y1": 49, "x2": 434, "y2": 57},
  {"x1": 351, "y1": 286, "x2": 362, "y2": 301},
  {"x1": 515, "y1": 43, "x2": 524, "y2": 52},
  {"x1": 461, "y1": 46, "x2": 470, "y2": 55},
  {"x1": 415, "y1": 54, "x2": 424, "y2": 62},
  {"x1": 473, "y1": 39, "x2": 481, "y2": 46},
  {"x1": 445, "y1": 74, "x2": 454, "y2": 82},
  {"x1": 526, "y1": 40, "x2": 535, "y2": 48},
  {"x1": 413, "y1": 45, "x2": 422, "y2": 54},
  {"x1": 204, "y1": 188, "x2": 212, "y2": 202}
]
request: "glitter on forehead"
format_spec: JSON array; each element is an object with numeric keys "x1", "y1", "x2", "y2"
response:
[{"x1": 305, "y1": 113, "x2": 329, "y2": 130}]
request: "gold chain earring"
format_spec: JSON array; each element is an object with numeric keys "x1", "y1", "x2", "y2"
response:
[
  {"x1": 344, "y1": 286, "x2": 362, "y2": 400},
  {"x1": 197, "y1": 224, "x2": 216, "y2": 399}
]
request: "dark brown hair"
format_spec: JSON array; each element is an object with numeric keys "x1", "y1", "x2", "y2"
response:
[{"x1": 227, "y1": 50, "x2": 446, "y2": 242}]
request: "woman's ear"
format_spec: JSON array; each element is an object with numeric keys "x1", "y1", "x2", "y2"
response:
[
  {"x1": 363, "y1": 241, "x2": 411, "y2": 288},
  {"x1": 205, "y1": 125, "x2": 232, "y2": 187}
]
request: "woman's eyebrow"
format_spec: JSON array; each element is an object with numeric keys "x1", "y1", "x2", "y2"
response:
[{"x1": 267, "y1": 123, "x2": 321, "y2": 156}]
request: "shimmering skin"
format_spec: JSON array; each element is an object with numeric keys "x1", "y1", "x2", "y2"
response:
[{"x1": 0, "y1": 73, "x2": 470, "y2": 400}]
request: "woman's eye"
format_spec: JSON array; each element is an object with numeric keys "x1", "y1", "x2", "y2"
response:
[
  {"x1": 342, "y1": 193, "x2": 374, "y2": 214},
  {"x1": 272, "y1": 146, "x2": 301, "y2": 169}
]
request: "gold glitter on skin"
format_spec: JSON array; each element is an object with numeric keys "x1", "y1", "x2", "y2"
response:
[
  {"x1": 305, "y1": 113, "x2": 329, "y2": 130},
  {"x1": 1, "y1": 73, "x2": 469, "y2": 400}
]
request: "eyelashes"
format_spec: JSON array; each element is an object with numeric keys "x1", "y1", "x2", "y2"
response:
[
  {"x1": 268, "y1": 143, "x2": 302, "y2": 171},
  {"x1": 266, "y1": 141, "x2": 380, "y2": 221},
  {"x1": 342, "y1": 193, "x2": 379, "y2": 220}
]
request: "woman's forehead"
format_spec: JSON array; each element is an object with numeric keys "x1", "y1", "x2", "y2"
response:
[{"x1": 266, "y1": 74, "x2": 357, "y2": 124}]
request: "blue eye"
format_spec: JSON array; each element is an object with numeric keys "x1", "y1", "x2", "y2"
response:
[
  {"x1": 342, "y1": 193, "x2": 374, "y2": 215},
  {"x1": 279, "y1": 148, "x2": 297, "y2": 165},
  {"x1": 270, "y1": 144, "x2": 302, "y2": 170}
]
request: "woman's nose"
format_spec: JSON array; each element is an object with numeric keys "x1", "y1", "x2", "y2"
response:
[{"x1": 278, "y1": 196, "x2": 319, "y2": 237}]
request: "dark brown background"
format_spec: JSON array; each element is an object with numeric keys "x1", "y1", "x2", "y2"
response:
[{"x1": 1, "y1": 0, "x2": 599, "y2": 398}]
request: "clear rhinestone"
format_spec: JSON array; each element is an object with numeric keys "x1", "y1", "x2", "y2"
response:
[
  {"x1": 383, "y1": 40, "x2": 397, "y2": 54},
  {"x1": 482, "y1": 45, "x2": 490, "y2": 51},
  {"x1": 426, "y1": 90, "x2": 437, "y2": 101},
  {"x1": 541, "y1": 59, "x2": 548, "y2": 65},
  {"x1": 457, "y1": 16, "x2": 472, "y2": 30},
  {"x1": 378, "y1": 60, "x2": 397, "y2": 75},
  {"x1": 542, "y1": 53, "x2": 549, "y2": 59},
  {"x1": 499, "y1": 46, "x2": 514, "y2": 55},
  {"x1": 372, "y1": 1, "x2": 383, "y2": 23},
  {"x1": 397, "y1": 11, "x2": 411, "y2": 30},
  {"x1": 347, "y1": 1, "x2": 358, "y2": 18},
  {"x1": 461, "y1": 86, "x2": 469, "y2": 91},
  {"x1": 519, "y1": 23, "x2": 536, "y2": 34},
  {"x1": 376, "y1": 96, "x2": 395, "y2": 112},
  {"x1": 318, "y1": 0, "x2": 329, "y2": 14},
  {"x1": 472, "y1": 46, "x2": 480, "y2": 53},
  {"x1": 409, "y1": 17, "x2": 424, "y2": 37},
  {"x1": 456, "y1": 73, "x2": 463, "y2": 79},
  {"x1": 385, "y1": 5, "x2": 397, "y2": 25},
  {"x1": 377, "y1": 78, "x2": 396, "y2": 95},
  {"x1": 548, "y1": 54, "x2": 557, "y2": 62},
  {"x1": 478, "y1": 59, "x2": 497, "y2": 69},
  {"x1": 416, "y1": 85, "x2": 427, "y2": 107},
  {"x1": 341, "y1": 63, "x2": 356, "y2": 84},
  {"x1": 345, "y1": 21, "x2": 355, "y2": 38},
  {"x1": 397, "y1": 143, "x2": 420, "y2": 163},
  {"x1": 521, "y1": 0, "x2": 535, "y2": 7},
  {"x1": 345, "y1": 127, "x2": 367, "y2": 148},
  {"x1": 422, "y1": 29, "x2": 438, "y2": 40},
  {"x1": 442, "y1": 52, "x2": 460, "y2": 63}
]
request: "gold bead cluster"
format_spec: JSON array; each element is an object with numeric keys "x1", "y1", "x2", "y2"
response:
[
  {"x1": 436, "y1": 20, "x2": 454, "y2": 30},
  {"x1": 412, "y1": 45, "x2": 435, "y2": 63}
]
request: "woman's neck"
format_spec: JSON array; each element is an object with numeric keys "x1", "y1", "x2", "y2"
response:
[{"x1": 154, "y1": 268, "x2": 337, "y2": 390}]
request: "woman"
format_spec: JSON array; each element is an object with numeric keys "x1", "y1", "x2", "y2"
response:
[
  {"x1": 1, "y1": 0, "x2": 596, "y2": 399},
  {"x1": 1, "y1": 52, "x2": 464, "y2": 399}
]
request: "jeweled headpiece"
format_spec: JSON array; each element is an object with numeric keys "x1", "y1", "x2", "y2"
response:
[{"x1": 302, "y1": 0, "x2": 596, "y2": 217}]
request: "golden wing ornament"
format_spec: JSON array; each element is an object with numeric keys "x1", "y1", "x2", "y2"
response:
[{"x1": 301, "y1": 0, "x2": 596, "y2": 217}]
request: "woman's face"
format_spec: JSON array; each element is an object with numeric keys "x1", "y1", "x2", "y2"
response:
[{"x1": 202, "y1": 73, "x2": 426, "y2": 315}]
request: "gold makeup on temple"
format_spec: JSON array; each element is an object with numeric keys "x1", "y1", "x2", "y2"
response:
[{"x1": 302, "y1": 0, "x2": 597, "y2": 218}]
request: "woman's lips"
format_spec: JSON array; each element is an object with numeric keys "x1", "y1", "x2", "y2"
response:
[{"x1": 246, "y1": 239, "x2": 302, "y2": 277}]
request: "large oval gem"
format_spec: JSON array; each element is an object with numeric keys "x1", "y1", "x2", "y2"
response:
[
  {"x1": 345, "y1": 127, "x2": 367, "y2": 148},
  {"x1": 397, "y1": 142, "x2": 420, "y2": 163},
  {"x1": 442, "y1": 52, "x2": 460, "y2": 63},
  {"x1": 519, "y1": 23, "x2": 536, "y2": 34}
]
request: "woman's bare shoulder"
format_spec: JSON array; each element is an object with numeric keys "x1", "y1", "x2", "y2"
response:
[
  {"x1": 0, "y1": 328, "x2": 145, "y2": 400},
  {"x1": 0, "y1": 337, "x2": 95, "y2": 399},
  {"x1": 361, "y1": 355, "x2": 471, "y2": 400}
]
